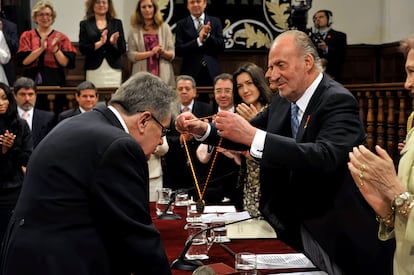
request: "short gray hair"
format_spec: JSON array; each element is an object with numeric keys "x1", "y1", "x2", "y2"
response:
[
  {"x1": 400, "y1": 34, "x2": 414, "y2": 57},
  {"x1": 275, "y1": 30, "x2": 323, "y2": 72},
  {"x1": 176, "y1": 75, "x2": 196, "y2": 88},
  {"x1": 109, "y1": 72, "x2": 179, "y2": 121}
]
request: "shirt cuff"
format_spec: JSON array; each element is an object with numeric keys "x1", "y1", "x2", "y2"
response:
[
  {"x1": 197, "y1": 37, "x2": 203, "y2": 47},
  {"x1": 250, "y1": 129, "x2": 266, "y2": 159},
  {"x1": 195, "y1": 123, "x2": 211, "y2": 141}
]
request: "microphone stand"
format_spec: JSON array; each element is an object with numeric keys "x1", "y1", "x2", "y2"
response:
[
  {"x1": 157, "y1": 192, "x2": 181, "y2": 220},
  {"x1": 170, "y1": 216, "x2": 259, "y2": 271}
]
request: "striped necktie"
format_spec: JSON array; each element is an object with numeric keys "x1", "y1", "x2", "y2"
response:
[
  {"x1": 291, "y1": 103, "x2": 299, "y2": 138},
  {"x1": 197, "y1": 17, "x2": 204, "y2": 34}
]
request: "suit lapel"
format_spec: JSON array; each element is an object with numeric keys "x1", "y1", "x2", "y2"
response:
[{"x1": 295, "y1": 75, "x2": 327, "y2": 140}]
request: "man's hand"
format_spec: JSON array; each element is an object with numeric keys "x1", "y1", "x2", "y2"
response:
[
  {"x1": 215, "y1": 111, "x2": 256, "y2": 146},
  {"x1": 175, "y1": 111, "x2": 208, "y2": 137}
]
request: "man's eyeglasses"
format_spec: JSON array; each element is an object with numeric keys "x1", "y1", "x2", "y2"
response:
[
  {"x1": 150, "y1": 114, "x2": 170, "y2": 137},
  {"x1": 139, "y1": 111, "x2": 170, "y2": 137}
]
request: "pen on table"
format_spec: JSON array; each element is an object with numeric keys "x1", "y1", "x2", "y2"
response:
[{"x1": 219, "y1": 243, "x2": 236, "y2": 257}]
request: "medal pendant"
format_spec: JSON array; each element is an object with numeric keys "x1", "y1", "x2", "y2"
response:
[{"x1": 196, "y1": 199, "x2": 205, "y2": 213}]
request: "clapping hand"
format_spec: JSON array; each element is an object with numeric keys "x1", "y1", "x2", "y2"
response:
[
  {"x1": 236, "y1": 103, "x2": 259, "y2": 121},
  {"x1": 0, "y1": 130, "x2": 16, "y2": 154},
  {"x1": 109, "y1": 31, "x2": 119, "y2": 46}
]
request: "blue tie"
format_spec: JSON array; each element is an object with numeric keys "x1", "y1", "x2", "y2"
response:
[{"x1": 291, "y1": 103, "x2": 299, "y2": 138}]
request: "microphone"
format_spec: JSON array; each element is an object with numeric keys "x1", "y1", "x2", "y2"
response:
[
  {"x1": 157, "y1": 191, "x2": 181, "y2": 220},
  {"x1": 170, "y1": 215, "x2": 260, "y2": 271}
]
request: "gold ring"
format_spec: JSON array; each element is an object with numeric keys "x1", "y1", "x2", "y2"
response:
[
  {"x1": 360, "y1": 164, "x2": 366, "y2": 172},
  {"x1": 358, "y1": 172, "x2": 363, "y2": 180}
]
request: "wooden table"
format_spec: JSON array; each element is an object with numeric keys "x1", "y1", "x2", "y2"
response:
[{"x1": 151, "y1": 203, "x2": 318, "y2": 275}]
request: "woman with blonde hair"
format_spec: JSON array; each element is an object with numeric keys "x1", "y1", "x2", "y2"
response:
[
  {"x1": 127, "y1": 0, "x2": 175, "y2": 87},
  {"x1": 16, "y1": 0, "x2": 76, "y2": 86}
]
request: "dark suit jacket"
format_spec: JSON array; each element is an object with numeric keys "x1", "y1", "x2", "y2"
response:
[
  {"x1": 318, "y1": 29, "x2": 347, "y2": 81},
  {"x1": 206, "y1": 74, "x2": 394, "y2": 275},
  {"x1": 32, "y1": 108, "x2": 56, "y2": 148},
  {"x1": 0, "y1": 16, "x2": 18, "y2": 85},
  {"x1": 79, "y1": 18, "x2": 126, "y2": 70},
  {"x1": 57, "y1": 107, "x2": 81, "y2": 123},
  {"x1": 0, "y1": 105, "x2": 171, "y2": 275},
  {"x1": 174, "y1": 15, "x2": 224, "y2": 84},
  {"x1": 164, "y1": 101, "x2": 213, "y2": 194}
]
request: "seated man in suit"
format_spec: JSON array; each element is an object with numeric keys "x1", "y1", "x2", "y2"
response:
[
  {"x1": 57, "y1": 81, "x2": 98, "y2": 123},
  {"x1": 163, "y1": 75, "x2": 213, "y2": 198},
  {"x1": 196, "y1": 73, "x2": 242, "y2": 208},
  {"x1": 13, "y1": 77, "x2": 56, "y2": 148}
]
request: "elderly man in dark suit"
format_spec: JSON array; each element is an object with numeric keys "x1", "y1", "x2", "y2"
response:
[
  {"x1": 174, "y1": 0, "x2": 224, "y2": 102},
  {"x1": 176, "y1": 30, "x2": 394, "y2": 275},
  {"x1": 13, "y1": 77, "x2": 56, "y2": 148},
  {"x1": 57, "y1": 80, "x2": 98, "y2": 123},
  {"x1": 163, "y1": 75, "x2": 213, "y2": 196},
  {"x1": 1, "y1": 72, "x2": 178, "y2": 275}
]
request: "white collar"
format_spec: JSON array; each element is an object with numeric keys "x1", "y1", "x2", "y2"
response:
[
  {"x1": 295, "y1": 72, "x2": 323, "y2": 121},
  {"x1": 18, "y1": 107, "x2": 33, "y2": 117},
  {"x1": 108, "y1": 105, "x2": 129, "y2": 133}
]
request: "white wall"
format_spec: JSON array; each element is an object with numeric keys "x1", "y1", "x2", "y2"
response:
[
  {"x1": 309, "y1": 0, "x2": 414, "y2": 44},
  {"x1": 32, "y1": 0, "x2": 414, "y2": 45}
]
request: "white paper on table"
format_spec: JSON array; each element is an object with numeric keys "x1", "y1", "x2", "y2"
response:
[
  {"x1": 203, "y1": 205, "x2": 237, "y2": 213},
  {"x1": 201, "y1": 211, "x2": 251, "y2": 223},
  {"x1": 268, "y1": 272, "x2": 328, "y2": 275},
  {"x1": 226, "y1": 218, "x2": 277, "y2": 239},
  {"x1": 256, "y1": 253, "x2": 315, "y2": 269}
]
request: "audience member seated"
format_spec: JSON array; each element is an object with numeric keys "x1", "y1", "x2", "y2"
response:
[
  {"x1": 163, "y1": 75, "x2": 213, "y2": 198},
  {"x1": 16, "y1": 0, "x2": 76, "y2": 86},
  {"x1": 0, "y1": 82, "x2": 32, "y2": 244},
  {"x1": 13, "y1": 77, "x2": 56, "y2": 148},
  {"x1": 57, "y1": 80, "x2": 98, "y2": 123},
  {"x1": 196, "y1": 73, "x2": 242, "y2": 207},
  {"x1": 79, "y1": 0, "x2": 126, "y2": 88},
  {"x1": 127, "y1": 0, "x2": 175, "y2": 88},
  {"x1": 233, "y1": 63, "x2": 272, "y2": 217}
]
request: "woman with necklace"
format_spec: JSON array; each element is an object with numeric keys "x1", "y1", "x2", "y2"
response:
[
  {"x1": 16, "y1": 0, "x2": 77, "y2": 86},
  {"x1": 79, "y1": 0, "x2": 126, "y2": 88},
  {"x1": 127, "y1": 0, "x2": 175, "y2": 88}
]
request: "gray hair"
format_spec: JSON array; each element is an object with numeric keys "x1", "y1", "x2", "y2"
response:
[
  {"x1": 13, "y1": 77, "x2": 37, "y2": 94},
  {"x1": 176, "y1": 75, "x2": 196, "y2": 88},
  {"x1": 76, "y1": 81, "x2": 97, "y2": 96},
  {"x1": 109, "y1": 72, "x2": 179, "y2": 121},
  {"x1": 275, "y1": 30, "x2": 323, "y2": 72},
  {"x1": 400, "y1": 34, "x2": 414, "y2": 57}
]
